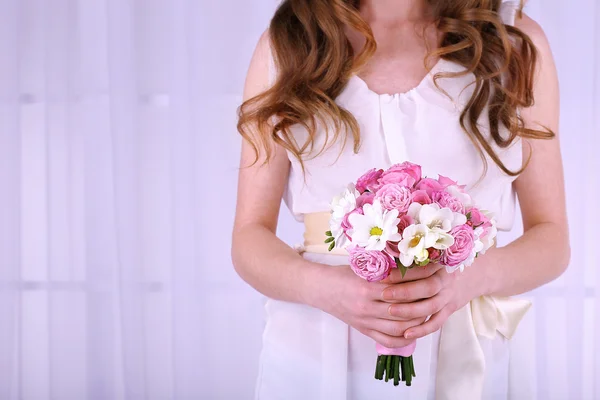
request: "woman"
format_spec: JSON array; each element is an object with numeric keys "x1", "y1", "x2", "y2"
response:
[{"x1": 232, "y1": 0, "x2": 570, "y2": 399}]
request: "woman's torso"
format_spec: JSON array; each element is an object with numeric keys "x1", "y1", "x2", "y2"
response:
[{"x1": 270, "y1": 0, "x2": 523, "y2": 233}]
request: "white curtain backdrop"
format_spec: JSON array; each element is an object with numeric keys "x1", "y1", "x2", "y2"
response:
[{"x1": 0, "y1": 0, "x2": 597, "y2": 399}]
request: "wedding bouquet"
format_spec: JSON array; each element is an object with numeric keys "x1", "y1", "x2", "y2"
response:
[{"x1": 325, "y1": 162, "x2": 497, "y2": 387}]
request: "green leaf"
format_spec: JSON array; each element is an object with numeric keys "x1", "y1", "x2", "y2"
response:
[
  {"x1": 325, "y1": 230, "x2": 332, "y2": 237},
  {"x1": 400, "y1": 266, "x2": 409, "y2": 278},
  {"x1": 324, "y1": 237, "x2": 335, "y2": 244},
  {"x1": 328, "y1": 242, "x2": 335, "y2": 252},
  {"x1": 395, "y1": 259, "x2": 409, "y2": 278},
  {"x1": 466, "y1": 211, "x2": 472, "y2": 221}
]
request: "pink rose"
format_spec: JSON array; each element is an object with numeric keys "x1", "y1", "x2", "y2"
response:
[
  {"x1": 356, "y1": 168, "x2": 384, "y2": 194},
  {"x1": 428, "y1": 248, "x2": 442, "y2": 263},
  {"x1": 438, "y1": 175, "x2": 467, "y2": 192},
  {"x1": 415, "y1": 178, "x2": 444, "y2": 196},
  {"x1": 437, "y1": 175, "x2": 458, "y2": 188},
  {"x1": 375, "y1": 184, "x2": 413, "y2": 213},
  {"x1": 432, "y1": 191, "x2": 465, "y2": 213},
  {"x1": 411, "y1": 189, "x2": 432, "y2": 205},
  {"x1": 467, "y1": 207, "x2": 492, "y2": 230},
  {"x1": 356, "y1": 192, "x2": 375, "y2": 208},
  {"x1": 385, "y1": 242, "x2": 400, "y2": 258},
  {"x1": 441, "y1": 225, "x2": 475, "y2": 268},
  {"x1": 348, "y1": 246, "x2": 395, "y2": 282},
  {"x1": 379, "y1": 162, "x2": 422, "y2": 188},
  {"x1": 397, "y1": 215, "x2": 415, "y2": 234},
  {"x1": 392, "y1": 162, "x2": 422, "y2": 181}
]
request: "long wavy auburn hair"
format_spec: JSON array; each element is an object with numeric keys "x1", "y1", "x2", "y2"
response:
[{"x1": 237, "y1": 0, "x2": 554, "y2": 176}]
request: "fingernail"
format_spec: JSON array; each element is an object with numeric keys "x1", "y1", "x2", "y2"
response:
[
  {"x1": 381, "y1": 289, "x2": 393, "y2": 301},
  {"x1": 404, "y1": 331, "x2": 413, "y2": 339}
]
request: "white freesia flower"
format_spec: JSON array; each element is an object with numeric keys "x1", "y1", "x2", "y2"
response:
[
  {"x1": 418, "y1": 203, "x2": 454, "y2": 232},
  {"x1": 475, "y1": 218, "x2": 497, "y2": 255},
  {"x1": 408, "y1": 202, "x2": 465, "y2": 227},
  {"x1": 451, "y1": 212, "x2": 467, "y2": 228},
  {"x1": 397, "y1": 224, "x2": 436, "y2": 267},
  {"x1": 407, "y1": 202, "x2": 423, "y2": 222},
  {"x1": 348, "y1": 200, "x2": 402, "y2": 251},
  {"x1": 431, "y1": 231, "x2": 455, "y2": 250},
  {"x1": 329, "y1": 183, "x2": 360, "y2": 247},
  {"x1": 407, "y1": 203, "x2": 462, "y2": 250},
  {"x1": 446, "y1": 185, "x2": 473, "y2": 208}
]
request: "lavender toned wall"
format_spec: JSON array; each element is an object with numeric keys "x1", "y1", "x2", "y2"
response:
[{"x1": 0, "y1": 0, "x2": 598, "y2": 398}]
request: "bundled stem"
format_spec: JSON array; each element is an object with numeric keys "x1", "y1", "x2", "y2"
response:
[{"x1": 374, "y1": 355, "x2": 416, "y2": 387}]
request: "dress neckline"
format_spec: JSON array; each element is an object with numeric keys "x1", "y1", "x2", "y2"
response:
[{"x1": 350, "y1": 58, "x2": 445, "y2": 99}]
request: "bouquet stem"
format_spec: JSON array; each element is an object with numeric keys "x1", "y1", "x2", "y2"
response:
[{"x1": 374, "y1": 355, "x2": 416, "y2": 387}]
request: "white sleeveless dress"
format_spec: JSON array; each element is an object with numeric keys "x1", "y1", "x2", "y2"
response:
[{"x1": 255, "y1": 2, "x2": 534, "y2": 399}]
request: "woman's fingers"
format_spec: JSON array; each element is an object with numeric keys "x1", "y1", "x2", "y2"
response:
[
  {"x1": 360, "y1": 328, "x2": 418, "y2": 350},
  {"x1": 367, "y1": 298, "x2": 436, "y2": 321},
  {"x1": 383, "y1": 263, "x2": 443, "y2": 284},
  {"x1": 404, "y1": 306, "x2": 455, "y2": 340},
  {"x1": 387, "y1": 292, "x2": 447, "y2": 320},
  {"x1": 363, "y1": 317, "x2": 426, "y2": 338},
  {"x1": 380, "y1": 273, "x2": 444, "y2": 303}
]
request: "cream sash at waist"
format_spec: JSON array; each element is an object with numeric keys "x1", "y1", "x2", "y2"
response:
[{"x1": 302, "y1": 212, "x2": 531, "y2": 400}]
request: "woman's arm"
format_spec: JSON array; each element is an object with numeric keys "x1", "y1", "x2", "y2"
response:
[
  {"x1": 232, "y1": 31, "x2": 328, "y2": 305},
  {"x1": 377, "y1": 14, "x2": 570, "y2": 339},
  {"x1": 476, "y1": 13, "x2": 570, "y2": 297}
]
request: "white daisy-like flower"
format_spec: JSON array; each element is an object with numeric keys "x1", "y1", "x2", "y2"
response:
[
  {"x1": 329, "y1": 183, "x2": 360, "y2": 247},
  {"x1": 348, "y1": 199, "x2": 402, "y2": 251},
  {"x1": 397, "y1": 224, "x2": 436, "y2": 267}
]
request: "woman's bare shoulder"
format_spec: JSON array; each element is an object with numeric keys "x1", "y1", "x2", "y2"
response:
[
  {"x1": 515, "y1": 13, "x2": 553, "y2": 57},
  {"x1": 243, "y1": 29, "x2": 273, "y2": 101}
]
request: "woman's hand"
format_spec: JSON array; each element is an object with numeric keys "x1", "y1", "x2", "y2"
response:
[
  {"x1": 312, "y1": 264, "x2": 442, "y2": 349},
  {"x1": 380, "y1": 263, "x2": 487, "y2": 340}
]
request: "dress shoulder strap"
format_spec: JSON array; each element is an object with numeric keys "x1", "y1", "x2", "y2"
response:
[{"x1": 499, "y1": 0, "x2": 521, "y2": 26}]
